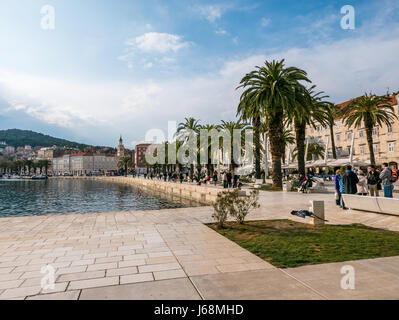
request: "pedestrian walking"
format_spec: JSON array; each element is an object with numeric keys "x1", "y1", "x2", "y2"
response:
[
  {"x1": 334, "y1": 169, "x2": 345, "y2": 208},
  {"x1": 356, "y1": 169, "x2": 368, "y2": 195},
  {"x1": 222, "y1": 171, "x2": 228, "y2": 188},
  {"x1": 380, "y1": 163, "x2": 394, "y2": 198},
  {"x1": 342, "y1": 165, "x2": 358, "y2": 195},
  {"x1": 212, "y1": 171, "x2": 218, "y2": 186},
  {"x1": 367, "y1": 165, "x2": 380, "y2": 197}
]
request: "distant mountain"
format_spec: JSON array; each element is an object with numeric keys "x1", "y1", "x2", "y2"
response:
[{"x1": 0, "y1": 129, "x2": 90, "y2": 149}]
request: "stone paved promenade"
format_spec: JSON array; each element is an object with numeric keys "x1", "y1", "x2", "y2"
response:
[{"x1": 0, "y1": 190, "x2": 399, "y2": 300}]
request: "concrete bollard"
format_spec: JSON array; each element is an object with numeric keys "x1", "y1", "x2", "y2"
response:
[
  {"x1": 283, "y1": 181, "x2": 292, "y2": 192},
  {"x1": 309, "y1": 200, "x2": 325, "y2": 226}
]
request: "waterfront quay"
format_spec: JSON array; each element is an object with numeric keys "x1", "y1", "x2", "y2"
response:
[{"x1": 1, "y1": 178, "x2": 399, "y2": 300}]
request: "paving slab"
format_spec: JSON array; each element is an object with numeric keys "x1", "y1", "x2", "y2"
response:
[
  {"x1": 79, "y1": 278, "x2": 201, "y2": 300},
  {"x1": 284, "y1": 260, "x2": 399, "y2": 300},
  {"x1": 190, "y1": 269, "x2": 324, "y2": 300},
  {"x1": 1, "y1": 186, "x2": 399, "y2": 300}
]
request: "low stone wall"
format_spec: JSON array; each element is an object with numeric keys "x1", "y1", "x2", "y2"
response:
[
  {"x1": 342, "y1": 194, "x2": 399, "y2": 216},
  {"x1": 88, "y1": 177, "x2": 224, "y2": 204}
]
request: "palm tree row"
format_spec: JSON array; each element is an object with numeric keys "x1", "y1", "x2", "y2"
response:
[
  {"x1": 0, "y1": 159, "x2": 51, "y2": 176},
  {"x1": 236, "y1": 59, "x2": 397, "y2": 188},
  {"x1": 142, "y1": 117, "x2": 252, "y2": 179}
]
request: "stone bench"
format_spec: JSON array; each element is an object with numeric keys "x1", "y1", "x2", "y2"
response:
[{"x1": 342, "y1": 194, "x2": 399, "y2": 216}]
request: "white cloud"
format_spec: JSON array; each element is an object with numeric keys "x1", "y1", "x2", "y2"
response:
[
  {"x1": 215, "y1": 29, "x2": 228, "y2": 35},
  {"x1": 1, "y1": 27, "x2": 399, "y2": 146},
  {"x1": 198, "y1": 5, "x2": 222, "y2": 23},
  {"x1": 261, "y1": 17, "x2": 271, "y2": 27},
  {"x1": 119, "y1": 32, "x2": 191, "y2": 69},
  {"x1": 126, "y1": 32, "x2": 191, "y2": 54}
]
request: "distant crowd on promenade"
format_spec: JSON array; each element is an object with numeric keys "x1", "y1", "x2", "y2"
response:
[
  {"x1": 132, "y1": 169, "x2": 243, "y2": 189},
  {"x1": 334, "y1": 163, "x2": 397, "y2": 210}
]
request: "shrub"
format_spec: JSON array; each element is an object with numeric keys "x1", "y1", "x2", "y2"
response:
[
  {"x1": 212, "y1": 191, "x2": 235, "y2": 229},
  {"x1": 212, "y1": 189, "x2": 260, "y2": 227},
  {"x1": 230, "y1": 189, "x2": 260, "y2": 224}
]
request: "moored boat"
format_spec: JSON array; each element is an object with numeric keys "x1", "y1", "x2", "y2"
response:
[{"x1": 31, "y1": 175, "x2": 48, "y2": 180}]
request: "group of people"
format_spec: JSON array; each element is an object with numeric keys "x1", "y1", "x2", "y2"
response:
[
  {"x1": 136, "y1": 169, "x2": 242, "y2": 188},
  {"x1": 334, "y1": 163, "x2": 397, "y2": 210},
  {"x1": 220, "y1": 170, "x2": 241, "y2": 189}
]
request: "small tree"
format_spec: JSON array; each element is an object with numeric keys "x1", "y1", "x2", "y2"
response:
[
  {"x1": 212, "y1": 191, "x2": 236, "y2": 229},
  {"x1": 230, "y1": 189, "x2": 260, "y2": 224},
  {"x1": 212, "y1": 189, "x2": 260, "y2": 227}
]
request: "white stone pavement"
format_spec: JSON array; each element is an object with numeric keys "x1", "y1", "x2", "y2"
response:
[{"x1": 0, "y1": 190, "x2": 398, "y2": 299}]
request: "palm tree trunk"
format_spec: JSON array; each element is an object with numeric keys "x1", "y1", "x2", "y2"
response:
[
  {"x1": 329, "y1": 123, "x2": 337, "y2": 159},
  {"x1": 253, "y1": 116, "x2": 261, "y2": 179},
  {"x1": 189, "y1": 164, "x2": 194, "y2": 180},
  {"x1": 295, "y1": 119, "x2": 306, "y2": 177},
  {"x1": 365, "y1": 122, "x2": 375, "y2": 166},
  {"x1": 268, "y1": 113, "x2": 283, "y2": 188}
]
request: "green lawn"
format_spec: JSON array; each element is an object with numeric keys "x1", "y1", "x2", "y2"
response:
[{"x1": 208, "y1": 220, "x2": 399, "y2": 268}]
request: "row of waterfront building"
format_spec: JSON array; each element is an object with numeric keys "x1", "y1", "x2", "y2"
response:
[
  {"x1": 2, "y1": 92, "x2": 399, "y2": 175},
  {"x1": 303, "y1": 93, "x2": 399, "y2": 168}
]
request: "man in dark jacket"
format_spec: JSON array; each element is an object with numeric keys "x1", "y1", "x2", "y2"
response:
[
  {"x1": 367, "y1": 165, "x2": 380, "y2": 197},
  {"x1": 342, "y1": 165, "x2": 359, "y2": 195}
]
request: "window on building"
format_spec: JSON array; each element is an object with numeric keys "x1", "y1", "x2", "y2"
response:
[
  {"x1": 372, "y1": 126, "x2": 379, "y2": 136},
  {"x1": 336, "y1": 134, "x2": 340, "y2": 142},
  {"x1": 387, "y1": 124, "x2": 393, "y2": 134},
  {"x1": 346, "y1": 131, "x2": 352, "y2": 141},
  {"x1": 360, "y1": 145, "x2": 365, "y2": 155},
  {"x1": 373, "y1": 143, "x2": 380, "y2": 154},
  {"x1": 388, "y1": 142, "x2": 395, "y2": 153},
  {"x1": 359, "y1": 129, "x2": 364, "y2": 138},
  {"x1": 347, "y1": 146, "x2": 352, "y2": 155},
  {"x1": 335, "y1": 121, "x2": 340, "y2": 128}
]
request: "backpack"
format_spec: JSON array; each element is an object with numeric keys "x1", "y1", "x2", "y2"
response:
[{"x1": 390, "y1": 169, "x2": 398, "y2": 183}]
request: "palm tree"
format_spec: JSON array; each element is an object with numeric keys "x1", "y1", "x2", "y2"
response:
[
  {"x1": 118, "y1": 156, "x2": 132, "y2": 177},
  {"x1": 281, "y1": 127, "x2": 295, "y2": 164},
  {"x1": 293, "y1": 141, "x2": 325, "y2": 161},
  {"x1": 324, "y1": 103, "x2": 341, "y2": 159},
  {"x1": 24, "y1": 159, "x2": 33, "y2": 176},
  {"x1": 217, "y1": 120, "x2": 251, "y2": 171},
  {"x1": 236, "y1": 102, "x2": 262, "y2": 179},
  {"x1": 199, "y1": 124, "x2": 217, "y2": 175},
  {"x1": 176, "y1": 117, "x2": 201, "y2": 180},
  {"x1": 342, "y1": 93, "x2": 397, "y2": 166},
  {"x1": 291, "y1": 85, "x2": 329, "y2": 176},
  {"x1": 237, "y1": 59, "x2": 311, "y2": 188},
  {"x1": 42, "y1": 159, "x2": 51, "y2": 176}
]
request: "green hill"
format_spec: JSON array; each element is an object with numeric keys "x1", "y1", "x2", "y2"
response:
[{"x1": 0, "y1": 129, "x2": 89, "y2": 149}]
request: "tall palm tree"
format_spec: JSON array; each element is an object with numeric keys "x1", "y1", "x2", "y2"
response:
[
  {"x1": 324, "y1": 103, "x2": 341, "y2": 159},
  {"x1": 236, "y1": 102, "x2": 262, "y2": 179},
  {"x1": 237, "y1": 59, "x2": 311, "y2": 188},
  {"x1": 217, "y1": 120, "x2": 251, "y2": 171},
  {"x1": 176, "y1": 117, "x2": 201, "y2": 180},
  {"x1": 118, "y1": 156, "x2": 132, "y2": 177},
  {"x1": 281, "y1": 127, "x2": 295, "y2": 164},
  {"x1": 42, "y1": 159, "x2": 51, "y2": 176},
  {"x1": 199, "y1": 124, "x2": 217, "y2": 175},
  {"x1": 291, "y1": 85, "x2": 329, "y2": 176},
  {"x1": 342, "y1": 93, "x2": 397, "y2": 166},
  {"x1": 24, "y1": 159, "x2": 33, "y2": 176}
]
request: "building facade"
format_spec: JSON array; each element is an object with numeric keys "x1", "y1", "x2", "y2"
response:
[
  {"x1": 134, "y1": 143, "x2": 151, "y2": 173},
  {"x1": 305, "y1": 93, "x2": 399, "y2": 168},
  {"x1": 37, "y1": 147, "x2": 54, "y2": 160},
  {"x1": 52, "y1": 153, "x2": 117, "y2": 175}
]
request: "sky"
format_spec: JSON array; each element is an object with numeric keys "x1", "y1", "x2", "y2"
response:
[{"x1": 0, "y1": 0, "x2": 398, "y2": 147}]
